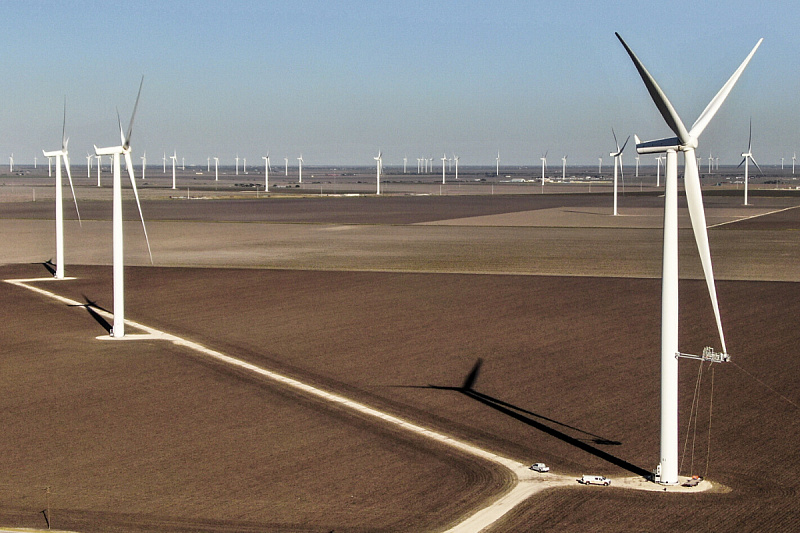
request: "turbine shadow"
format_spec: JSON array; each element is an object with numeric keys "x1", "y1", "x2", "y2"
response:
[
  {"x1": 41, "y1": 260, "x2": 56, "y2": 276},
  {"x1": 405, "y1": 358, "x2": 649, "y2": 477},
  {"x1": 68, "y1": 294, "x2": 111, "y2": 334}
]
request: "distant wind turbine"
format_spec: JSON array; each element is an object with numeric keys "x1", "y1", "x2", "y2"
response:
[
  {"x1": 635, "y1": 155, "x2": 639, "y2": 178},
  {"x1": 86, "y1": 153, "x2": 92, "y2": 178},
  {"x1": 441, "y1": 153, "x2": 447, "y2": 184},
  {"x1": 454, "y1": 154, "x2": 459, "y2": 181},
  {"x1": 93, "y1": 76, "x2": 153, "y2": 338},
  {"x1": 214, "y1": 157, "x2": 219, "y2": 181},
  {"x1": 140, "y1": 151, "x2": 146, "y2": 180},
  {"x1": 284, "y1": 157, "x2": 288, "y2": 176},
  {"x1": 170, "y1": 151, "x2": 177, "y2": 189},
  {"x1": 540, "y1": 151, "x2": 548, "y2": 193},
  {"x1": 562, "y1": 155, "x2": 567, "y2": 180},
  {"x1": 598, "y1": 156, "x2": 602, "y2": 174},
  {"x1": 9, "y1": 153, "x2": 13, "y2": 172},
  {"x1": 737, "y1": 119, "x2": 762, "y2": 206},
  {"x1": 374, "y1": 150, "x2": 382, "y2": 194},
  {"x1": 403, "y1": 155, "x2": 407, "y2": 174},
  {"x1": 235, "y1": 154, "x2": 239, "y2": 175},
  {"x1": 262, "y1": 152, "x2": 270, "y2": 190},
  {"x1": 42, "y1": 98, "x2": 82, "y2": 279},
  {"x1": 95, "y1": 155, "x2": 101, "y2": 186},
  {"x1": 610, "y1": 129, "x2": 630, "y2": 216},
  {"x1": 617, "y1": 32, "x2": 760, "y2": 485},
  {"x1": 297, "y1": 154, "x2": 303, "y2": 183},
  {"x1": 162, "y1": 152, "x2": 166, "y2": 173},
  {"x1": 496, "y1": 151, "x2": 500, "y2": 176}
]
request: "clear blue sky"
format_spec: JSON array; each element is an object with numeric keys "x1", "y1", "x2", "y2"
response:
[{"x1": 1, "y1": 1, "x2": 798, "y2": 167}]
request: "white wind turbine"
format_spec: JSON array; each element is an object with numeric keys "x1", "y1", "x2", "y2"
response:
[
  {"x1": 95, "y1": 155, "x2": 101, "y2": 186},
  {"x1": 34, "y1": 156, "x2": 37, "y2": 169},
  {"x1": 42, "y1": 99, "x2": 82, "y2": 279},
  {"x1": 635, "y1": 154, "x2": 640, "y2": 178},
  {"x1": 262, "y1": 152, "x2": 270, "y2": 190},
  {"x1": 214, "y1": 157, "x2": 219, "y2": 181},
  {"x1": 235, "y1": 154, "x2": 239, "y2": 175},
  {"x1": 708, "y1": 153, "x2": 714, "y2": 174},
  {"x1": 441, "y1": 153, "x2": 447, "y2": 184},
  {"x1": 562, "y1": 155, "x2": 567, "y2": 180},
  {"x1": 140, "y1": 151, "x2": 146, "y2": 180},
  {"x1": 655, "y1": 155, "x2": 663, "y2": 187},
  {"x1": 207, "y1": 157, "x2": 210, "y2": 172},
  {"x1": 284, "y1": 157, "x2": 288, "y2": 176},
  {"x1": 93, "y1": 76, "x2": 153, "y2": 338},
  {"x1": 403, "y1": 155, "x2": 407, "y2": 174},
  {"x1": 170, "y1": 150, "x2": 177, "y2": 189},
  {"x1": 737, "y1": 119, "x2": 762, "y2": 206},
  {"x1": 610, "y1": 129, "x2": 630, "y2": 216},
  {"x1": 162, "y1": 152, "x2": 166, "y2": 173},
  {"x1": 495, "y1": 151, "x2": 500, "y2": 176},
  {"x1": 793, "y1": 152, "x2": 797, "y2": 174},
  {"x1": 454, "y1": 154, "x2": 459, "y2": 181},
  {"x1": 374, "y1": 150, "x2": 382, "y2": 194},
  {"x1": 9, "y1": 153, "x2": 13, "y2": 172},
  {"x1": 297, "y1": 154, "x2": 304, "y2": 183},
  {"x1": 243, "y1": 157, "x2": 247, "y2": 173},
  {"x1": 48, "y1": 156, "x2": 53, "y2": 177},
  {"x1": 86, "y1": 153, "x2": 92, "y2": 178},
  {"x1": 598, "y1": 156, "x2": 602, "y2": 174},
  {"x1": 540, "y1": 151, "x2": 548, "y2": 193},
  {"x1": 617, "y1": 32, "x2": 761, "y2": 485}
]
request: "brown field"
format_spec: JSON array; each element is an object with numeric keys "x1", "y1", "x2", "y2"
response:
[{"x1": 0, "y1": 185, "x2": 799, "y2": 532}]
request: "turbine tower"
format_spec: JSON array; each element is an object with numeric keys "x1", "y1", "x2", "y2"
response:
[
  {"x1": 42, "y1": 98, "x2": 81, "y2": 279},
  {"x1": 562, "y1": 155, "x2": 567, "y2": 180},
  {"x1": 540, "y1": 151, "x2": 548, "y2": 193},
  {"x1": 793, "y1": 152, "x2": 797, "y2": 175},
  {"x1": 403, "y1": 155, "x2": 407, "y2": 174},
  {"x1": 454, "y1": 154, "x2": 459, "y2": 181},
  {"x1": 140, "y1": 151, "x2": 146, "y2": 180},
  {"x1": 441, "y1": 153, "x2": 447, "y2": 184},
  {"x1": 262, "y1": 152, "x2": 270, "y2": 190},
  {"x1": 9, "y1": 153, "x2": 13, "y2": 172},
  {"x1": 617, "y1": 32, "x2": 761, "y2": 485},
  {"x1": 170, "y1": 150, "x2": 177, "y2": 189},
  {"x1": 297, "y1": 154, "x2": 303, "y2": 183},
  {"x1": 214, "y1": 157, "x2": 219, "y2": 181},
  {"x1": 610, "y1": 129, "x2": 630, "y2": 216},
  {"x1": 235, "y1": 154, "x2": 239, "y2": 175},
  {"x1": 95, "y1": 155, "x2": 101, "y2": 186},
  {"x1": 162, "y1": 152, "x2": 166, "y2": 173},
  {"x1": 598, "y1": 156, "x2": 602, "y2": 174},
  {"x1": 93, "y1": 76, "x2": 153, "y2": 338},
  {"x1": 284, "y1": 157, "x2": 288, "y2": 176},
  {"x1": 738, "y1": 119, "x2": 762, "y2": 206},
  {"x1": 635, "y1": 155, "x2": 639, "y2": 178},
  {"x1": 86, "y1": 153, "x2": 93, "y2": 178},
  {"x1": 374, "y1": 150, "x2": 382, "y2": 194},
  {"x1": 495, "y1": 151, "x2": 500, "y2": 176}
]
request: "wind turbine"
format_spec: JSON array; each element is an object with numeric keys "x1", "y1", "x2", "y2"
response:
[
  {"x1": 235, "y1": 154, "x2": 239, "y2": 175},
  {"x1": 243, "y1": 157, "x2": 247, "y2": 173},
  {"x1": 214, "y1": 156, "x2": 219, "y2": 181},
  {"x1": 162, "y1": 152, "x2": 166, "y2": 173},
  {"x1": 655, "y1": 155, "x2": 662, "y2": 187},
  {"x1": 793, "y1": 152, "x2": 797, "y2": 175},
  {"x1": 635, "y1": 155, "x2": 640, "y2": 178},
  {"x1": 562, "y1": 155, "x2": 567, "y2": 180},
  {"x1": 284, "y1": 157, "x2": 288, "y2": 176},
  {"x1": 617, "y1": 32, "x2": 761, "y2": 485},
  {"x1": 374, "y1": 150, "x2": 382, "y2": 194},
  {"x1": 781, "y1": 157, "x2": 784, "y2": 170},
  {"x1": 170, "y1": 150, "x2": 177, "y2": 189},
  {"x1": 610, "y1": 129, "x2": 630, "y2": 216},
  {"x1": 95, "y1": 155, "x2": 101, "y2": 186},
  {"x1": 403, "y1": 155, "x2": 407, "y2": 174},
  {"x1": 708, "y1": 153, "x2": 713, "y2": 174},
  {"x1": 454, "y1": 154, "x2": 459, "y2": 181},
  {"x1": 441, "y1": 153, "x2": 447, "y2": 184},
  {"x1": 207, "y1": 157, "x2": 210, "y2": 172},
  {"x1": 262, "y1": 152, "x2": 270, "y2": 190},
  {"x1": 9, "y1": 153, "x2": 13, "y2": 172},
  {"x1": 496, "y1": 151, "x2": 500, "y2": 176},
  {"x1": 140, "y1": 151, "x2": 146, "y2": 180},
  {"x1": 540, "y1": 151, "x2": 548, "y2": 193},
  {"x1": 738, "y1": 119, "x2": 762, "y2": 206},
  {"x1": 48, "y1": 156, "x2": 53, "y2": 177},
  {"x1": 34, "y1": 156, "x2": 37, "y2": 169},
  {"x1": 86, "y1": 153, "x2": 92, "y2": 178},
  {"x1": 93, "y1": 76, "x2": 153, "y2": 338},
  {"x1": 297, "y1": 154, "x2": 303, "y2": 183},
  {"x1": 598, "y1": 156, "x2": 602, "y2": 174},
  {"x1": 42, "y1": 98, "x2": 81, "y2": 279}
]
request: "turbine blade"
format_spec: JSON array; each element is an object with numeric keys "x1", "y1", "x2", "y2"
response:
[
  {"x1": 684, "y1": 150, "x2": 726, "y2": 353},
  {"x1": 615, "y1": 32, "x2": 690, "y2": 145},
  {"x1": 620, "y1": 135, "x2": 631, "y2": 153},
  {"x1": 612, "y1": 128, "x2": 619, "y2": 151},
  {"x1": 737, "y1": 157, "x2": 746, "y2": 169},
  {"x1": 63, "y1": 154, "x2": 81, "y2": 226},
  {"x1": 124, "y1": 151, "x2": 153, "y2": 264},
  {"x1": 125, "y1": 76, "x2": 144, "y2": 148},
  {"x1": 748, "y1": 118, "x2": 752, "y2": 152},
  {"x1": 689, "y1": 38, "x2": 763, "y2": 139},
  {"x1": 751, "y1": 155, "x2": 763, "y2": 175},
  {"x1": 61, "y1": 97, "x2": 67, "y2": 150}
]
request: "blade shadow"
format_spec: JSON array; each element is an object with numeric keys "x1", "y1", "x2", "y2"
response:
[
  {"x1": 403, "y1": 358, "x2": 649, "y2": 477},
  {"x1": 68, "y1": 294, "x2": 111, "y2": 334}
]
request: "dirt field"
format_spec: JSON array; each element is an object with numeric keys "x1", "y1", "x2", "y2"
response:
[{"x1": 1, "y1": 190, "x2": 799, "y2": 531}]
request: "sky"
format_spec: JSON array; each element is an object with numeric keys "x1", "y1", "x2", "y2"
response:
[{"x1": 1, "y1": 0, "x2": 798, "y2": 167}]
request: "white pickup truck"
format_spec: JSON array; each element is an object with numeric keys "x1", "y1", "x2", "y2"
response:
[{"x1": 529, "y1": 463, "x2": 550, "y2": 473}]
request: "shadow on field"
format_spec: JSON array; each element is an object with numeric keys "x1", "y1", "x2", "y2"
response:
[
  {"x1": 407, "y1": 358, "x2": 650, "y2": 478},
  {"x1": 68, "y1": 295, "x2": 112, "y2": 334},
  {"x1": 41, "y1": 260, "x2": 56, "y2": 276}
]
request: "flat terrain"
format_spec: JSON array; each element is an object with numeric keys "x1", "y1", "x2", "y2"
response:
[{"x1": 0, "y1": 182, "x2": 798, "y2": 531}]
